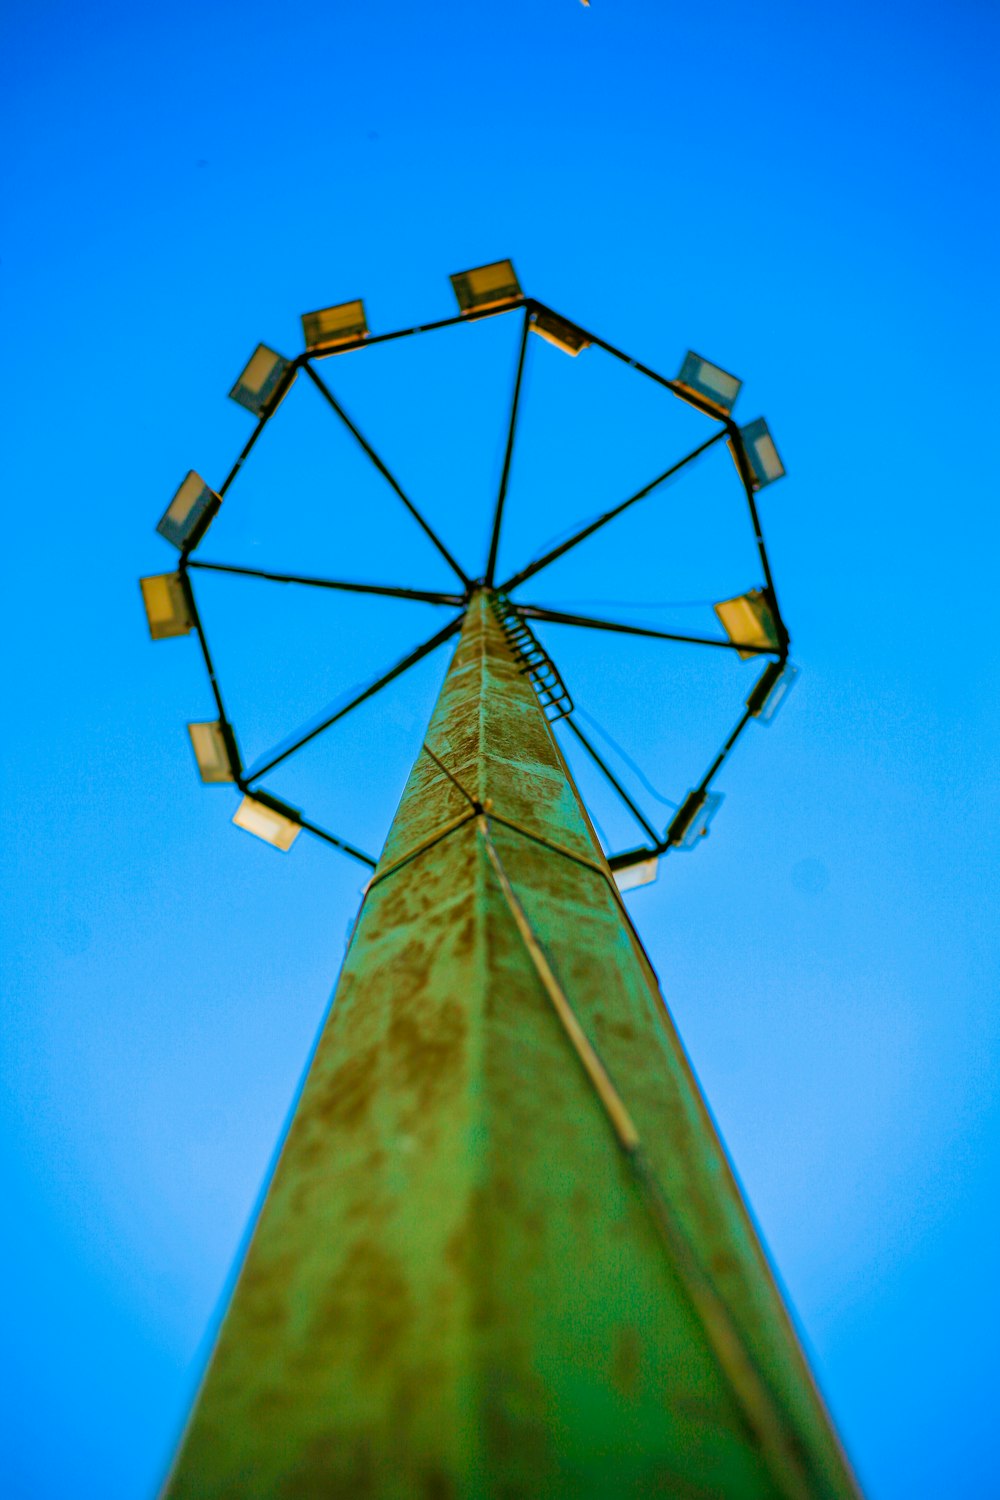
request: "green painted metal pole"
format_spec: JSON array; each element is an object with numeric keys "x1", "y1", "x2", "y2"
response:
[{"x1": 163, "y1": 591, "x2": 861, "y2": 1500}]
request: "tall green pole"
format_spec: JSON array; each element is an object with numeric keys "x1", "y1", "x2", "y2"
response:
[{"x1": 164, "y1": 591, "x2": 860, "y2": 1500}]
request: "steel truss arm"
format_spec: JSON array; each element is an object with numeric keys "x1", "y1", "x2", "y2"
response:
[
  {"x1": 562, "y1": 717, "x2": 661, "y2": 846},
  {"x1": 213, "y1": 305, "x2": 527, "y2": 502},
  {"x1": 187, "y1": 560, "x2": 463, "y2": 607},
  {"x1": 498, "y1": 429, "x2": 728, "y2": 596},
  {"x1": 303, "y1": 364, "x2": 469, "y2": 588},
  {"x1": 515, "y1": 603, "x2": 779, "y2": 657},
  {"x1": 527, "y1": 299, "x2": 726, "y2": 422},
  {"x1": 295, "y1": 814, "x2": 377, "y2": 868},
  {"x1": 218, "y1": 404, "x2": 281, "y2": 499},
  {"x1": 186, "y1": 552, "x2": 380, "y2": 869},
  {"x1": 248, "y1": 614, "x2": 464, "y2": 781},
  {"x1": 292, "y1": 300, "x2": 525, "y2": 363},
  {"x1": 728, "y1": 440, "x2": 789, "y2": 652},
  {"x1": 485, "y1": 307, "x2": 531, "y2": 586},
  {"x1": 694, "y1": 705, "x2": 756, "y2": 798},
  {"x1": 607, "y1": 696, "x2": 768, "y2": 875},
  {"x1": 180, "y1": 559, "x2": 242, "y2": 781}
]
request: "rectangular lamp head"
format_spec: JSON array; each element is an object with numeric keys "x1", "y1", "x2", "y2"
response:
[
  {"x1": 747, "y1": 660, "x2": 799, "y2": 724},
  {"x1": 156, "y1": 472, "x2": 221, "y2": 552},
  {"x1": 450, "y1": 260, "x2": 521, "y2": 314},
  {"x1": 229, "y1": 344, "x2": 295, "y2": 416},
  {"x1": 187, "y1": 720, "x2": 239, "y2": 783},
  {"x1": 301, "y1": 300, "x2": 368, "y2": 354},
  {"x1": 714, "y1": 588, "x2": 781, "y2": 659},
  {"x1": 530, "y1": 308, "x2": 590, "y2": 356},
  {"x1": 675, "y1": 351, "x2": 742, "y2": 416},
  {"x1": 667, "y1": 790, "x2": 724, "y2": 851},
  {"x1": 613, "y1": 856, "x2": 660, "y2": 892},
  {"x1": 729, "y1": 417, "x2": 786, "y2": 490},
  {"x1": 233, "y1": 791, "x2": 302, "y2": 851},
  {"x1": 140, "y1": 572, "x2": 192, "y2": 640}
]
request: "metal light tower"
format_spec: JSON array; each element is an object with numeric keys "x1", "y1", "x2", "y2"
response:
[{"x1": 142, "y1": 262, "x2": 860, "y2": 1499}]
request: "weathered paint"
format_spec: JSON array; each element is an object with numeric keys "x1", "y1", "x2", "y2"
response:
[{"x1": 163, "y1": 592, "x2": 862, "y2": 1500}]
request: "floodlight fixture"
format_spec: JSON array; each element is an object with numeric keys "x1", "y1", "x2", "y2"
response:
[
  {"x1": 730, "y1": 417, "x2": 785, "y2": 490},
  {"x1": 140, "y1": 572, "x2": 192, "y2": 640},
  {"x1": 156, "y1": 472, "x2": 221, "y2": 552},
  {"x1": 233, "y1": 791, "x2": 302, "y2": 852},
  {"x1": 530, "y1": 308, "x2": 590, "y2": 356},
  {"x1": 301, "y1": 299, "x2": 369, "y2": 354},
  {"x1": 613, "y1": 855, "x2": 659, "y2": 892},
  {"x1": 714, "y1": 588, "x2": 781, "y2": 659},
  {"x1": 667, "y1": 790, "x2": 725, "y2": 851},
  {"x1": 229, "y1": 344, "x2": 295, "y2": 416},
  {"x1": 187, "y1": 720, "x2": 239, "y2": 783},
  {"x1": 747, "y1": 660, "x2": 799, "y2": 724},
  {"x1": 450, "y1": 260, "x2": 522, "y2": 314},
  {"x1": 675, "y1": 351, "x2": 741, "y2": 416}
]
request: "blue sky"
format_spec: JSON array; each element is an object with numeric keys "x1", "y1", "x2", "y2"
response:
[{"x1": 2, "y1": 1, "x2": 998, "y2": 1496}]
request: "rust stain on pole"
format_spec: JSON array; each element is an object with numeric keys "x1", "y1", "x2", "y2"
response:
[{"x1": 163, "y1": 591, "x2": 862, "y2": 1500}]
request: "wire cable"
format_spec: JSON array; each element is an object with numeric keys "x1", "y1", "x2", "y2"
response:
[{"x1": 574, "y1": 706, "x2": 679, "y2": 811}]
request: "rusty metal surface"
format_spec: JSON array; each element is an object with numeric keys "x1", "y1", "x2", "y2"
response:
[{"x1": 163, "y1": 593, "x2": 861, "y2": 1500}]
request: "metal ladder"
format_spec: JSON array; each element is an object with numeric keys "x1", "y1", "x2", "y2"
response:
[{"x1": 490, "y1": 593, "x2": 574, "y2": 722}]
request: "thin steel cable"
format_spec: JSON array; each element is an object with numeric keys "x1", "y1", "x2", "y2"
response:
[
  {"x1": 562, "y1": 718, "x2": 661, "y2": 846},
  {"x1": 574, "y1": 706, "x2": 679, "y2": 811}
]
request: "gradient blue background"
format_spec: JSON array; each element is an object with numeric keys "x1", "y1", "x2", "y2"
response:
[{"x1": 2, "y1": 2, "x2": 998, "y2": 1496}]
